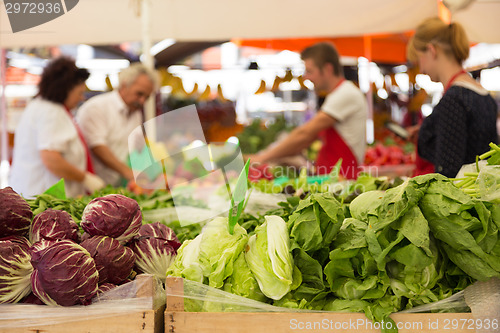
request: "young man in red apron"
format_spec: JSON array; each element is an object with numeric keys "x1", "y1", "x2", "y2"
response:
[{"x1": 249, "y1": 42, "x2": 367, "y2": 179}]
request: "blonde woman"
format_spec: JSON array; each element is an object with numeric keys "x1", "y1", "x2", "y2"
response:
[{"x1": 407, "y1": 17, "x2": 498, "y2": 178}]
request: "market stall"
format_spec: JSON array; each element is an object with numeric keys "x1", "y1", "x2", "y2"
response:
[
  {"x1": 1, "y1": 1, "x2": 500, "y2": 332},
  {"x1": 2, "y1": 143, "x2": 500, "y2": 332}
]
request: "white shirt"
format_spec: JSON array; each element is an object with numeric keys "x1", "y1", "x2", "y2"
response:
[
  {"x1": 9, "y1": 98, "x2": 86, "y2": 198},
  {"x1": 76, "y1": 91, "x2": 142, "y2": 186},
  {"x1": 321, "y1": 81, "x2": 368, "y2": 164}
]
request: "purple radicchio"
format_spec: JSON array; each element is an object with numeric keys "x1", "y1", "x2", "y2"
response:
[
  {"x1": 30, "y1": 239, "x2": 99, "y2": 306},
  {"x1": 80, "y1": 235, "x2": 136, "y2": 285},
  {"x1": 0, "y1": 236, "x2": 33, "y2": 304},
  {"x1": 96, "y1": 282, "x2": 116, "y2": 295},
  {"x1": 0, "y1": 187, "x2": 33, "y2": 238},
  {"x1": 129, "y1": 222, "x2": 180, "y2": 282},
  {"x1": 80, "y1": 194, "x2": 142, "y2": 244},
  {"x1": 21, "y1": 292, "x2": 44, "y2": 305},
  {"x1": 30, "y1": 238, "x2": 59, "y2": 257},
  {"x1": 29, "y1": 209, "x2": 80, "y2": 244}
]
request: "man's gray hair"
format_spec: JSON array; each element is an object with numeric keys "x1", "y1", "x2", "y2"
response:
[{"x1": 118, "y1": 62, "x2": 159, "y2": 89}]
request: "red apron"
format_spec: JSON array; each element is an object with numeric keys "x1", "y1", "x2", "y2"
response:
[
  {"x1": 412, "y1": 150, "x2": 434, "y2": 176},
  {"x1": 64, "y1": 106, "x2": 95, "y2": 174},
  {"x1": 315, "y1": 127, "x2": 359, "y2": 179}
]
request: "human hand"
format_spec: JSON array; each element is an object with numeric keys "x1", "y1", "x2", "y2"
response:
[
  {"x1": 245, "y1": 154, "x2": 265, "y2": 165},
  {"x1": 127, "y1": 179, "x2": 144, "y2": 195},
  {"x1": 123, "y1": 168, "x2": 135, "y2": 182},
  {"x1": 406, "y1": 125, "x2": 421, "y2": 142},
  {"x1": 82, "y1": 172, "x2": 106, "y2": 193}
]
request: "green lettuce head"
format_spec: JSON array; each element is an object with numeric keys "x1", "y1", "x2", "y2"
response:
[
  {"x1": 245, "y1": 215, "x2": 295, "y2": 300},
  {"x1": 223, "y1": 252, "x2": 267, "y2": 303},
  {"x1": 166, "y1": 234, "x2": 204, "y2": 283},
  {"x1": 166, "y1": 217, "x2": 248, "y2": 288},
  {"x1": 198, "y1": 217, "x2": 249, "y2": 288}
]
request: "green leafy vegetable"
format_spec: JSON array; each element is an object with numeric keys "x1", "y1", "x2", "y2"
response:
[
  {"x1": 245, "y1": 215, "x2": 296, "y2": 300},
  {"x1": 287, "y1": 193, "x2": 344, "y2": 253},
  {"x1": 167, "y1": 217, "x2": 248, "y2": 289},
  {"x1": 223, "y1": 252, "x2": 267, "y2": 302},
  {"x1": 228, "y1": 160, "x2": 250, "y2": 234}
]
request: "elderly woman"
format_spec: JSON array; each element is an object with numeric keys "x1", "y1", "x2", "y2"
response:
[
  {"x1": 407, "y1": 17, "x2": 498, "y2": 177},
  {"x1": 10, "y1": 57, "x2": 105, "y2": 198}
]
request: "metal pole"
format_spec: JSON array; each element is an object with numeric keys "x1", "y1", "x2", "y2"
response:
[
  {"x1": 141, "y1": 0, "x2": 157, "y2": 141},
  {"x1": 363, "y1": 35, "x2": 374, "y2": 145},
  {"x1": 0, "y1": 49, "x2": 9, "y2": 188}
]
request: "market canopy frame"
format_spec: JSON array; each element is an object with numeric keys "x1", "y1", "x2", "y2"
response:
[{"x1": 0, "y1": 0, "x2": 442, "y2": 48}]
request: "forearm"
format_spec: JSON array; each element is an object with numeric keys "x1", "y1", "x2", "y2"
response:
[
  {"x1": 92, "y1": 145, "x2": 134, "y2": 181},
  {"x1": 257, "y1": 127, "x2": 314, "y2": 163},
  {"x1": 40, "y1": 150, "x2": 86, "y2": 182},
  {"x1": 252, "y1": 112, "x2": 334, "y2": 164}
]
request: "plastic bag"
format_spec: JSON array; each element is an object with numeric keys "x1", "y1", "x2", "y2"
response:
[
  {"x1": 142, "y1": 206, "x2": 221, "y2": 225},
  {"x1": 167, "y1": 276, "x2": 500, "y2": 329},
  {"x1": 0, "y1": 274, "x2": 165, "y2": 329},
  {"x1": 244, "y1": 190, "x2": 288, "y2": 216},
  {"x1": 476, "y1": 165, "x2": 500, "y2": 202},
  {"x1": 167, "y1": 278, "x2": 312, "y2": 313}
]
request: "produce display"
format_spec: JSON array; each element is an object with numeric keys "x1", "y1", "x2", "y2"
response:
[
  {"x1": 250, "y1": 164, "x2": 402, "y2": 204},
  {"x1": 1, "y1": 143, "x2": 500, "y2": 333},
  {"x1": 455, "y1": 142, "x2": 500, "y2": 200},
  {"x1": 237, "y1": 117, "x2": 293, "y2": 154},
  {"x1": 0, "y1": 190, "x2": 180, "y2": 307},
  {"x1": 166, "y1": 172, "x2": 500, "y2": 332},
  {"x1": 363, "y1": 139, "x2": 415, "y2": 167}
]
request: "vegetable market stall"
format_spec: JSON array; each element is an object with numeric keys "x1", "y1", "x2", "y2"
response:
[
  {"x1": 159, "y1": 145, "x2": 500, "y2": 333},
  {"x1": 0, "y1": 185, "x2": 184, "y2": 333},
  {"x1": 2, "y1": 144, "x2": 500, "y2": 333},
  {"x1": 0, "y1": 274, "x2": 165, "y2": 333},
  {"x1": 165, "y1": 277, "x2": 499, "y2": 333}
]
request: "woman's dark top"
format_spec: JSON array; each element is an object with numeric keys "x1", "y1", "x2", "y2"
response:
[{"x1": 418, "y1": 84, "x2": 498, "y2": 178}]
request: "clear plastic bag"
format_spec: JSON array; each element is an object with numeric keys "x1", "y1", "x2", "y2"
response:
[
  {"x1": 244, "y1": 190, "x2": 288, "y2": 216},
  {"x1": 167, "y1": 276, "x2": 500, "y2": 326},
  {"x1": 167, "y1": 278, "x2": 313, "y2": 313},
  {"x1": 0, "y1": 274, "x2": 165, "y2": 329},
  {"x1": 476, "y1": 165, "x2": 500, "y2": 202},
  {"x1": 142, "y1": 205, "x2": 221, "y2": 225}
]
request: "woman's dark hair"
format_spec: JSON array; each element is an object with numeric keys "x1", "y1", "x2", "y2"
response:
[{"x1": 37, "y1": 56, "x2": 90, "y2": 104}]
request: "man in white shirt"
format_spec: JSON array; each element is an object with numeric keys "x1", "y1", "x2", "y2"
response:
[
  {"x1": 250, "y1": 42, "x2": 367, "y2": 179},
  {"x1": 77, "y1": 63, "x2": 158, "y2": 187}
]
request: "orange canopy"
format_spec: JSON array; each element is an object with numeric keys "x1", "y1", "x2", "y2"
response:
[
  {"x1": 233, "y1": 32, "x2": 414, "y2": 65},
  {"x1": 232, "y1": 2, "x2": 458, "y2": 65}
]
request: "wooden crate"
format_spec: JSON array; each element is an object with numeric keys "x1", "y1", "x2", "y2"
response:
[
  {"x1": 0, "y1": 274, "x2": 165, "y2": 333},
  {"x1": 165, "y1": 277, "x2": 484, "y2": 333}
]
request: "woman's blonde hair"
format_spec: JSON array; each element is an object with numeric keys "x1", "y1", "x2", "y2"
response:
[{"x1": 407, "y1": 17, "x2": 469, "y2": 65}]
